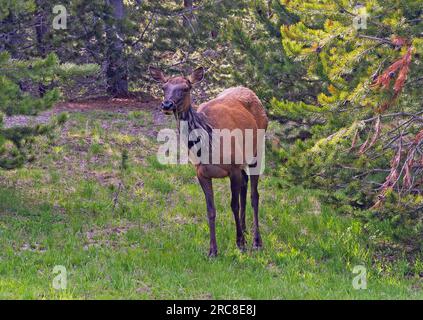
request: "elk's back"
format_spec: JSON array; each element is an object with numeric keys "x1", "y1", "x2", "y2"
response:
[{"x1": 212, "y1": 86, "x2": 268, "y2": 131}]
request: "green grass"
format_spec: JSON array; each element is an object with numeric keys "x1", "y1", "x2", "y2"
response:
[{"x1": 0, "y1": 110, "x2": 421, "y2": 299}]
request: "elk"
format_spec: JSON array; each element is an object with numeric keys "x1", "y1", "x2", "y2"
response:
[{"x1": 150, "y1": 66, "x2": 268, "y2": 257}]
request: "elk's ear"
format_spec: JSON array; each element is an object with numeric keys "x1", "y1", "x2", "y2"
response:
[
  {"x1": 149, "y1": 66, "x2": 167, "y2": 83},
  {"x1": 188, "y1": 67, "x2": 205, "y2": 84}
]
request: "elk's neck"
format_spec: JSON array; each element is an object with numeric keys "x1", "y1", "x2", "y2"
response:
[
  {"x1": 176, "y1": 105, "x2": 213, "y2": 150},
  {"x1": 178, "y1": 106, "x2": 211, "y2": 131}
]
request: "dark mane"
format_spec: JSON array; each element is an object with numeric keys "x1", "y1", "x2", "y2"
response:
[{"x1": 178, "y1": 106, "x2": 214, "y2": 153}]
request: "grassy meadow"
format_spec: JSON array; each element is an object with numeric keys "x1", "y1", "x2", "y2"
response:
[{"x1": 0, "y1": 104, "x2": 421, "y2": 299}]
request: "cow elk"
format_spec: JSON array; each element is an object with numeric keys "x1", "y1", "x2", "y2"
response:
[{"x1": 150, "y1": 66, "x2": 268, "y2": 257}]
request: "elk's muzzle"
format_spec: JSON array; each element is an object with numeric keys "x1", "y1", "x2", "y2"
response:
[{"x1": 161, "y1": 100, "x2": 175, "y2": 114}]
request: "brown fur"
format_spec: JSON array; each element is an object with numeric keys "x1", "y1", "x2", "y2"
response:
[{"x1": 197, "y1": 86, "x2": 268, "y2": 177}]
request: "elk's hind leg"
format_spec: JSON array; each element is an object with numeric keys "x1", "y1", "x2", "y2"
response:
[
  {"x1": 250, "y1": 175, "x2": 262, "y2": 249},
  {"x1": 240, "y1": 170, "x2": 249, "y2": 234},
  {"x1": 198, "y1": 175, "x2": 218, "y2": 257},
  {"x1": 230, "y1": 169, "x2": 246, "y2": 251}
]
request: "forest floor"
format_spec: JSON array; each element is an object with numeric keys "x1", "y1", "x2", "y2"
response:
[{"x1": 0, "y1": 97, "x2": 422, "y2": 299}]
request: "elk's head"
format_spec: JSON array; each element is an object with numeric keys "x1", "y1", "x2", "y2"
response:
[{"x1": 149, "y1": 66, "x2": 204, "y2": 115}]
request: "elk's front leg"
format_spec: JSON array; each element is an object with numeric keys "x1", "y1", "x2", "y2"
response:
[{"x1": 197, "y1": 174, "x2": 217, "y2": 257}]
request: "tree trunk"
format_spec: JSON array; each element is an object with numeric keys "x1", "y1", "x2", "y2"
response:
[
  {"x1": 183, "y1": 0, "x2": 194, "y2": 30},
  {"x1": 105, "y1": 0, "x2": 129, "y2": 97},
  {"x1": 35, "y1": 1, "x2": 48, "y2": 58},
  {"x1": 35, "y1": 1, "x2": 49, "y2": 96},
  {"x1": 2, "y1": 12, "x2": 21, "y2": 58}
]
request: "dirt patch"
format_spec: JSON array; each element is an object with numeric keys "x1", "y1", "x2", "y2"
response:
[
  {"x1": 83, "y1": 223, "x2": 138, "y2": 250},
  {"x1": 3, "y1": 95, "x2": 166, "y2": 128},
  {"x1": 136, "y1": 285, "x2": 153, "y2": 295},
  {"x1": 3, "y1": 113, "x2": 53, "y2": 128},
  {"x1": 55, "y1": 95, "x2": 158, "y2": 112},
  {"x1": 19, "y1": 242, "x2": 47, "y2": 253}
]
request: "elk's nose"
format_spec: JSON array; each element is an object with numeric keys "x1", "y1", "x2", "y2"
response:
[{"x1": 161, "y1": 100, "x2": 175, "y2": 111}]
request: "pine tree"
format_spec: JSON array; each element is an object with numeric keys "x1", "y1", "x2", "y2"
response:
[
  {"x1": 105, "y1": 0, "x2": 128, "y2": 97},
  {"x1": 0, "y1": 1, "x2": 99, "y2": 169},
  {"x1": 225, "y1": 0, "x2": 321, "y2": 146},
  {"x1": 278, "y1": 0, "x2": 423, "y2": 237},
  {"x1": 227, "y1": 1, "x2": 316, "y2": 107},
  {"x1": 40, "y1": 0, "x2": 243, "y2": 98}
]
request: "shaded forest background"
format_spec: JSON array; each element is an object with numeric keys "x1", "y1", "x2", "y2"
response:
[{"x1": 0, "y1": 0, "x2": 422, "y2": 248}]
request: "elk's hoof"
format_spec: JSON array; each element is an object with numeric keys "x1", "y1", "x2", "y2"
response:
[
  {"x1": 252, "y1": 244, "x2": 263, "y2": 250},
  {"x1": 253, "y1": 237, "x2": 263, "y2": 250},
  {"x1": 237, "y1": 238, "x2": 247, "y2": 252},
  {"x1": 208, "y1": 249, "x2": 218, "y2": 258}
]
